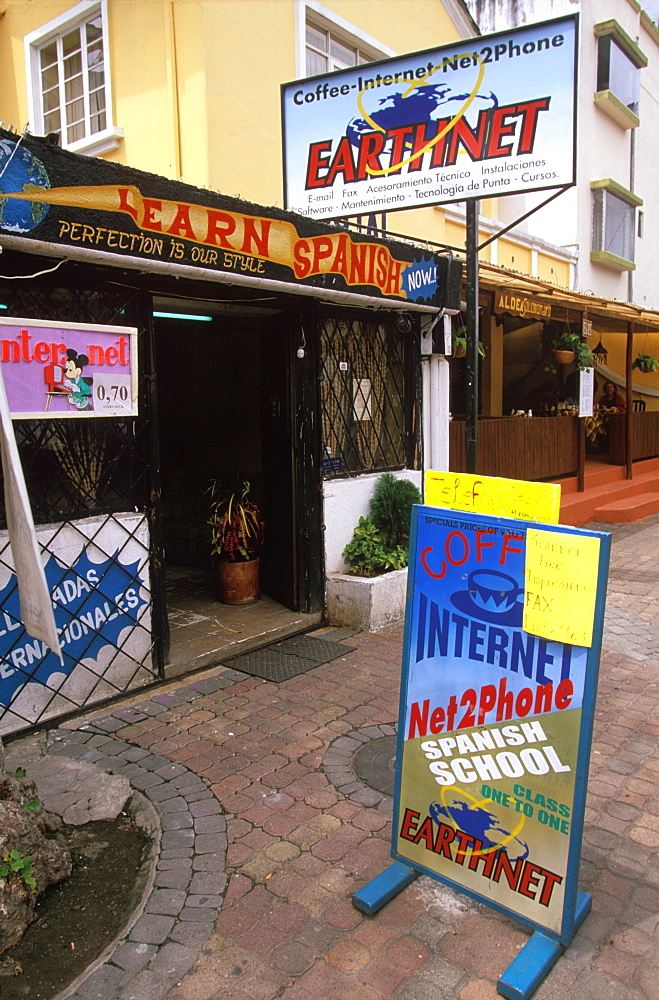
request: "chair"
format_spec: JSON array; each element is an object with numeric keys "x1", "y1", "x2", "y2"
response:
[{"x1": 633, "y1": 399, "x2": 646, "y2": 412}]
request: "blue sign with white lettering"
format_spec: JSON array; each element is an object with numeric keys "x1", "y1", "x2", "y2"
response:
[
  {"x1": 402, "y1": 255, "x2": 439, "y2": 303},
  {"x1": 0, "y1": 548, "x2": 147, "y2": 707}
]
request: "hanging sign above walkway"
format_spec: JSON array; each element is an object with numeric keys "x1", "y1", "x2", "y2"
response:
[
  {"x1": 282, "y1": 15, "x2": 577, "y2": 220},
  {"x1": 493, "y1": 290, "x2": 553, "y2": 320},
  {"x1": 0, "y1": 130, "x2": 460, "y2": 311}
]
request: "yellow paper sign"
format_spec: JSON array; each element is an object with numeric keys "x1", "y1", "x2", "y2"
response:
[
  {"x1": 523, "y1": 528, "x2": 600, "y2": 646},
  {"x1": 425, "y1": 470, "x2": 560, "y2": 524}
]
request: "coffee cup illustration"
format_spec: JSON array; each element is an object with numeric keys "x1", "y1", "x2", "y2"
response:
[{"x1": 467, "y1": 570, "x2": 522, "y2": 615}]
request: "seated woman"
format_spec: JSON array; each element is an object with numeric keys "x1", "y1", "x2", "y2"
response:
[{"x1": 598, "y1": 381, "x2": 626, "y2": 411}]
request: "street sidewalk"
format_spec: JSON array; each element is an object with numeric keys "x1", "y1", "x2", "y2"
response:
[{"x1": 12, "y1": 516, "x2": 659, "y2": 1000}]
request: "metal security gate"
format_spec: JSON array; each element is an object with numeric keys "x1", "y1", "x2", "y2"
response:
[
  {"x1": 0, "y1": 259, "x2": 164, "y2": 737},
  {"x1": 319, "y1": 309, "x2": 420, "y2": 478}
]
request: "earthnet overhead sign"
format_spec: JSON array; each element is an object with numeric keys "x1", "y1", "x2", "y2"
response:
[{"x1": 282, "y1": 15, "x2": 578, "y2": 220}]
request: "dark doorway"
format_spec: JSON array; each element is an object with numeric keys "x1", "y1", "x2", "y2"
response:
[{"x1": 152, "y1": 298, "x2": 320, "y2": 674}]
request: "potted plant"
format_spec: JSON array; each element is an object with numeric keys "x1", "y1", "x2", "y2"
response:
[
  {"x1": 546, "y1": 331, "x2": 593, "y2": 374},
  {"x1": 452, "y1": 325, "x2": 485, "y2": 359},
  {"x1": 207, "y1": 478, "x2": 264, "y2": 604},
  {"x1": 328, "y1": 474, "x2": 421, "y2": 629},
  {"x1": 632, "y1": 353, "x2": 659, "y2": 374}
]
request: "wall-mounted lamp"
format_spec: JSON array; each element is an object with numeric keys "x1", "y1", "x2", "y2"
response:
[{"x1": 591, "y1": 337, "x2": 608, "y2": 366}]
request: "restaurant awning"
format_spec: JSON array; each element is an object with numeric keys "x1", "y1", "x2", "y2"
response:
[{"x1": 478, "y1": 260, "x2": 659, "y2": 332}]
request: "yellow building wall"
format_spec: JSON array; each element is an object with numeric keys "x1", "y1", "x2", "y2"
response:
[
  {"x1": 497, "y1": 239, "x2": 532, "y2": 275},
  {"x1": 0, "y1": 0, "x2": 464, "y2": 218},
  {"x1": 536, "y1": 253, "x2": 571, "y2": 288},
  {"x1": 597, "y1": 329, "x2": 659, "y2": 411}
]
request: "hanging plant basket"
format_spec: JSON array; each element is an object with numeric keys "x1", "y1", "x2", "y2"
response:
[
  {"x1": 631, "y1": 353, "x2": 659, "y2": 374},
  {"x1": 453, "y1": 344, "x2": 467, "y2": 358},
  {"x1": 553, "y1": 349, "x2": 575, "y2": 365}
]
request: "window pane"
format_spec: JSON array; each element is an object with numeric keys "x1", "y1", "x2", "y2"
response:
[
  {"x1": 89, "y1": 88, "x2": 105, "y2": 116},
  {"x1": 320, "y1": 314, "x2": 414, "y2": 477},
  {"x1": 64, "y1": 75, "x2": 83, "y2": 103},
  {"x1": 62, "y1": 28, "x2": 82, "y2": 58},
  {"x1": 86, "y1": 15, "x2": 103, "y2": 43},
  {"x1": 330, "y1": 38, "x2": 357, "y2": 66},
  {"x1": 41, "y1": 64, "x2": 59, "y2": 90},
  {"x1": 592, "y1": 189, "x2": 604, "y2": 250},
  {"x1": 40, "y1": 42, "x2": 58, "y2": 70},
  {"x1": 307, "y1": 50, "x2": 328, "y2": 76},
  {"x1": 64, "y1": 52, "x2": 83, "y2": 80},
  {"x1": 91, "y1": 109, "x2": 106, "y2": 133},
  {"x1": 87, "y1": 45, "x2": 104, "y2": 72},
  {"x1": 44, "y1": 109, "x2": 61, "y2": 133},
  {"x1": 65, "y1": 96, "x2": 85, "y2": 126},
  {"x1": 43, "y1": 87, "x2": 60, "y2": 114},
  {"x1": 306, "y1": 25, "x2": 327, "y2": 51},
  {"x1": 605, "y1": 191, "x2": 634, "y2": 260},
  {"x1": 609, "y1": 38, "x2": 640, "y2": 111},
  {"x1": 89, "y1": 69, "x2": 105, "y2": 91},
  {"x1": 66, "y1": 120, "x2": 85, "y2": 143}
]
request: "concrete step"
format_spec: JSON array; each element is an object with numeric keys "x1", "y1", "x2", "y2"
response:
[
  {"x1": 555, "y1": 456, "x2": 659, "y2": 495},
  {"x1": 556, "y1": 465, "x2": 625, "y2": 495},
  {"x1": 592, "y1": 492, "x2": 659, "y2": 524},
  {"x1": 559, "y1": 471, "x2": 659, "y2": 526}
]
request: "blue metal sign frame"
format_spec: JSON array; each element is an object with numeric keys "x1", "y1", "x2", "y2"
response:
[{"x1": 353, "y1": 505, "x2": 611, "y2": 998}]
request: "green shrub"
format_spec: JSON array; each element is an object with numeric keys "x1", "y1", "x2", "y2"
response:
[
  {"x1": 342, "y1": 516, "x2": 407, "y2": 577},
  {"x1": 370, "y1": 473, "x2": 421, "y2": 551},
  {"x1": 342, "y1": 474, "x2": 421, "y2": 576}
]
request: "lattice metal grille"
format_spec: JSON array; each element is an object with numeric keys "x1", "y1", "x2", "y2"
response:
[
  {"x1": 0, "y1": 512, "x2": 154, "y2": 736},
  {"x1": 319, "y1": 312, "x2": 418, "y2": 477},
  {"x1": 0, "y1": 269, "x2": 159, "y2": 735}
]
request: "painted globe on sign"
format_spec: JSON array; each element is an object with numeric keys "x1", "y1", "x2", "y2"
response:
[
  {"x1": 0, "y1": 141, "x2": 50, "y2": 233},
  {"x1": 429, "y1": 798, "x2": 529, "y2": 860},
  {"x1": 346, "y1": 84, "x2": 498, "y2": 153}
]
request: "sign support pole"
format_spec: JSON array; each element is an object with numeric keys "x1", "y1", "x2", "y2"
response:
[
  {"x1": 466, "y1": 198, "x2": 480, "y2": 474},
  {"x1": 497, "y1": 891, "x2": 591, "y2": 1000}
]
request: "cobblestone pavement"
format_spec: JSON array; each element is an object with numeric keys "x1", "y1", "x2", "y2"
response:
[{"x1": 12, "y1": 517, "x2": 659, "y2": 1000}]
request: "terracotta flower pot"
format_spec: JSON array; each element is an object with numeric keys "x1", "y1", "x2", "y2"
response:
[
  {"x1": 553, "y1": 349, "x2": 575, "y2": 365},
  {"x1": 453, "y1": 345, "x2": 466, "y2": 358},
  {"x1": 217, "y1": 558, "x2": 260, "y2": 604}
]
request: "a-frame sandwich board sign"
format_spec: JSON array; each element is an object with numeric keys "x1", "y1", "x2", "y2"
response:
[{"x1": 353, "y1": 505, "x2": 611, "y2": 1000}]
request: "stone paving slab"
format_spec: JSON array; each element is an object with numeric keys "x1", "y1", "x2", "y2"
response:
[
  {"x1": 3, "y1": 752, "x2": 132, "y2": 825},
  {"x1": 4, "y1": 517, "x2": 659, "y2": 1000}
]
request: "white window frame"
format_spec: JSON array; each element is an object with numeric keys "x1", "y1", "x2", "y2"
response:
[
  {"x1": 594, "y1": 19, "x2": 646, "y2": 129},
  {"x1": 294, "y1": 1, "x2": 395, "y2": 79},
  {"x1": 24, "y1": 0, "x2": 123, "y2": 155},
  {"x1": 590, "y1": 179, "x2": 643, "y2": 271}
]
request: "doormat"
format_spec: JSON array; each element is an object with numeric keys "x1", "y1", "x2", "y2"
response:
[{"x1": 226, "y1": 634, "x2": 356, "y2": 683}]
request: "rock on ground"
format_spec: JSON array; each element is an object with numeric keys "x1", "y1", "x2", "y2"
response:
[{"x1": 0, "y1": 770, "x2": 72, "y2": 952}]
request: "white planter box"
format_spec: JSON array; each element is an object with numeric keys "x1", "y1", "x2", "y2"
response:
[{"x1": 326, "y1": 567, "x2": 408, "y2": 631}]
